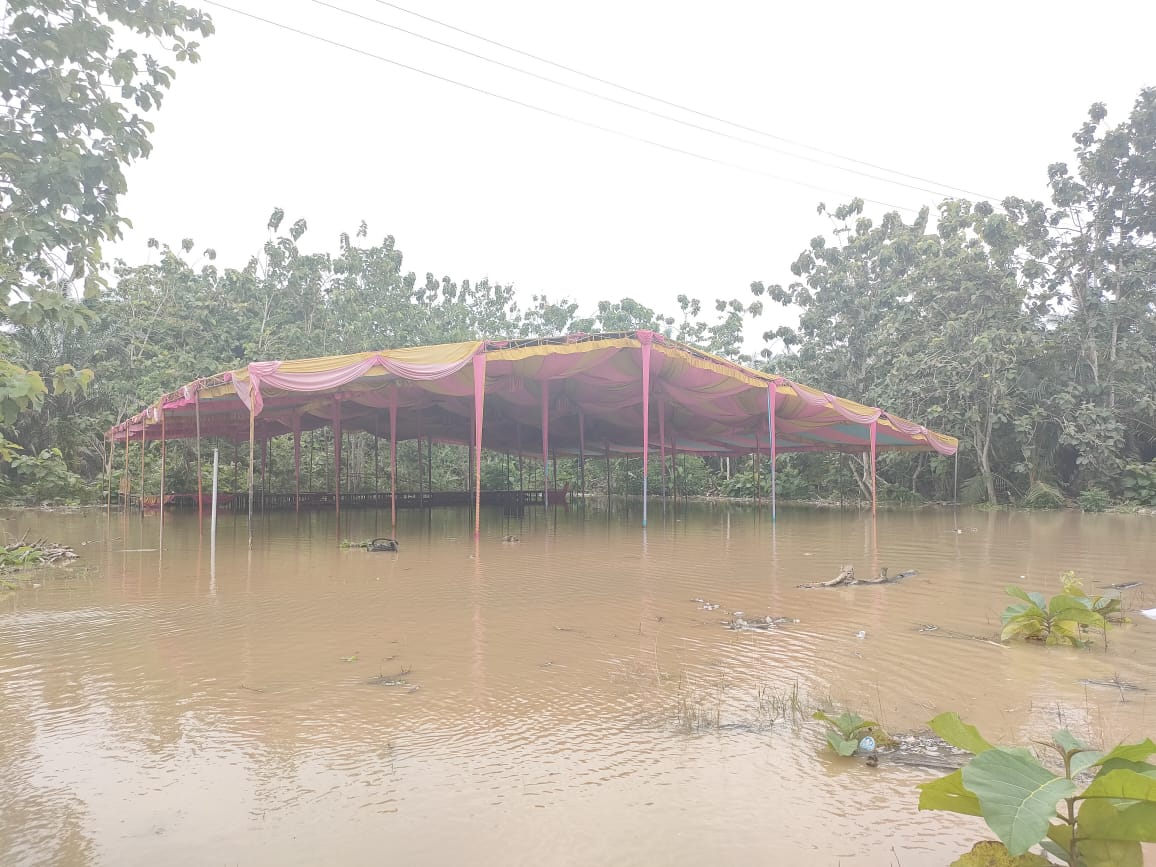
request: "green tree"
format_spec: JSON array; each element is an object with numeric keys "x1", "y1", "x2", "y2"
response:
[{"x1": 0, "y1": 0, "x2": 213, "y2": 472}]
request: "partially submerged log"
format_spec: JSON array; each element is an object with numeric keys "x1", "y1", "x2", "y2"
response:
[{"x1": 797, "y1": 565, "x2": 918, "y2": 589}]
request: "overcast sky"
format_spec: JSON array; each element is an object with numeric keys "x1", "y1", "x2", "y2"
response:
[{"x1": 114, "y1": 0, "x2": 1156, "y2": 350}]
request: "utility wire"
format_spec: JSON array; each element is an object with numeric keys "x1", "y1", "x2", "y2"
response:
[
  {"x1": 313, "y1": 0, "x2": 964, "y2": 201},
  {"x1": 368, "y1": 0, "x2": 1003, "y2": 203},
  {"x1": 201, "y1": 1, "x2": 917, "y2": 212}
]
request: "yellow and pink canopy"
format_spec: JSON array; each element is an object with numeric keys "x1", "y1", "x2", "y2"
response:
[{"x1": 107, "y1": 331, "x2": 957, "y2": 527}]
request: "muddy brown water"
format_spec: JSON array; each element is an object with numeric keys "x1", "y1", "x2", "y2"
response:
[{"x1": 1, "y1": 503, "x2": 1153, "y2": 866}]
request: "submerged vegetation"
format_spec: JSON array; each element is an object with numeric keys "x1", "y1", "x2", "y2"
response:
[
  {"x1": 0, "y1": 2, "x2": 1154, "y2": 511},
  {"x1": 1001, "y1": 573, "x2": 1124, "y2": 648}
]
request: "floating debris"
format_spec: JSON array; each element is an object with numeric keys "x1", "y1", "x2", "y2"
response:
[
  {"x1": 1080, "y1": 676, "x2": 1146, "y2": 693},
  {"x1": 502, "y1": 535, "x2": 520, "y2": 543},
  {"x1": 725, "y1": 615, "x2": 797, "y2": 632},
  {"x1": 1, "y1": 537, "x2": 79, "y2": 570},
  {"x1": 1099, "y1": 581, "x2": 1142, "y2": 591},
  {"x1": 798, "y1": 565, "x2": 918, "y2": 589},
  {"x1": 916, "y1": 623, "x2": 1005, "y2": 648}
]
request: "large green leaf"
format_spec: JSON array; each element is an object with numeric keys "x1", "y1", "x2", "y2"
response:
[
  {"x1": 1048, "y1": 820, "x2": 1143, "y2": 867},
  {"x1": 918, "y1": 769, "x2": 983, "y2": 817},
  {"x1": 1047, "y1": 595, "x2": 1105, "y2": 628},
  {"x1": 949, "y1": 840, "x2": 1050, "y2": 866},
  {"x1": 930, "y1": 713, "x2": 994, "y2": 754},
  {"x1": 962, "y1": 748, "x2": 1077, "y2": 855},
  {"x1": 825, "y1": 730, "x2": 858, "y2": 757},
  {"x1": 1006, "y1": 586, "x2": 1046, "y2": 611},
  {"x1": 1081, "y1": 768, "x2": 1156, "y2": 801},
  {"x1": 1094, "y1": 739, "x2": 1156, "y2": 766},
  {"x1": 1078, "y1": 797, "x2": 1156, "y2": 843}
]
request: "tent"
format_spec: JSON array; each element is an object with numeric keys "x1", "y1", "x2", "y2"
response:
[{"x1": 107, "y1": 330, "x2": 957, "y2": 533}]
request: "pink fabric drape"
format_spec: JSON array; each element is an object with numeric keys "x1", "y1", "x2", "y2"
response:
[{"x1": 237, "y1": 348, "x2": 481, "y2": 416}]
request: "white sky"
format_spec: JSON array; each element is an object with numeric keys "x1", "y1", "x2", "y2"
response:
[{"x1": 114, "y1": 0, "x2": 1156, "y2": 351}]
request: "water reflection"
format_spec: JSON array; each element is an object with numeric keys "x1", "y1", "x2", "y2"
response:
[{"x1": 0, "y1": 503, "x2": 1152, "y2": 866}]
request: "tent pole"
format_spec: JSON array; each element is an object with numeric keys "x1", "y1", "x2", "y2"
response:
[
  {"x1": 658, "y1": 396, "x2": 666, "y2": 498},
  {"x1": 427, "y1": 435, "x2": 432, "y2": 501},
  {"x1": 333, "y1": 398, "x2": 342, "y2": 524},
  {"x1": 247, "y1": 403, "x2": 255, "y2": 547},
  {"x1": 754, "y1": 431, "x2": 761, "y2": 507},
  {"x1": 373, "y1": 428, "x2": 379, "y2": 495},
  {"x1": 121, "y1": 429, "x2": 128, "y2": 511},
  {"x1": 195, "y1": 392, "x2": 203, "y2": 533},
  {"x1": 139, "y1": 426, "x2": 145, "y2": 513},
  {"x1": 577, "y1": 408, "x2": 586, "y2": 504},
  {"x1": 953, "y1": 450, "x2": 959, "y2": 505},
  {"x1": 420, "y1": 430, "x2": 430, "y2": 508},
  {"x1": 293, "y1": 415, "x2": 301, "y2": 513},
  {"x1": 160, "y1": 408, "x2": 167, "y2": 532},
  {"x1": 105, "y1": 434, "x2": 113, "y2": 513},
  {"x1": 640, "y1": 338, "x2": 652, "y2": 528},
  {"x1": 767, "y1": 382, "x2": 778, "y2": 523},
  {"x1": 870, "y1": 420, "x2": 878, "y2": 517},
  {"x1": 389, "y1": 396, "x2": 398, "y2": 528},
  {"x1": 260, "y1": 438, "x2": 268, "y2": 514},
  {"x1": 604, "y1": 442, "x2": 611, "y2": 504},
  {"x1": 541, "y1": 380, "x2": 549, "y2": 510},
  {"x1": 473, "y1": 354, "x2": 486, "y2": 537},
  {"x1": 516, "y1": 422, "x2": 524, "y2": 496}
]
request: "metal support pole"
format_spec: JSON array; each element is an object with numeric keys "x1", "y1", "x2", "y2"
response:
[
  {"x1": 870, "y1": 420, "x2": 878, "y2": 517},
  {"x1": 540, "y1": 380, "x2": 549, "y2": 510},
  {"x1": 247, "y1": 403, "x2": 255, "y2": 546},
  {"x1": 473, "y1": 354, "x2": 486, "y2": 536},
  {"x1": 767, "y1": 382, "x2": 778, "y2": 523},
  {"x1": 640, "y1": 339, "x2": 652, "y2": 528},
  {"x1": 195, "y1": 392, "x2": 203, "y2": 533}
]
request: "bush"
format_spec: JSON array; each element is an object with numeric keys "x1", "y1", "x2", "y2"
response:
[
  {"x1": 6, "y1": 448, "x2": 91, "y2": 503},
  {"x1": 1076, "y1": 487, "x2": 1110, "y2": 512},
  {"x1": 1121, "y1": 460, "x2": 1156, "y2": 505},
  {"x1": 1022, "y1": 480, "x2": 1066, "y2": 509}
]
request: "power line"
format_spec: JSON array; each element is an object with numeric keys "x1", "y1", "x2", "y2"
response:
[
  {"x1": 367, "y1": 0, "x2": 1003, "y2": 203},
  {"x1": 311, "y1": 0, "x2": 965, "y2": 202},
  {"x1": 200, "y1": 1, "x2": 917, "y2": 212}
]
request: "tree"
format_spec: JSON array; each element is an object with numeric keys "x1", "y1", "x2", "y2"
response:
[{"x1": 0, "y1": 0, "x2": 213, "y2": 467}]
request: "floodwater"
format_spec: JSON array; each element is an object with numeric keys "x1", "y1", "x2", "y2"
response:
[{"x1": 1, "y1": 502, "x2": 1153, "y2": 866}]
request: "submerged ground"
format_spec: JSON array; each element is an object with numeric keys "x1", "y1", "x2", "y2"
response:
[{"x1": 1, "y1": 503, "x2": 1153, "y2": 866}]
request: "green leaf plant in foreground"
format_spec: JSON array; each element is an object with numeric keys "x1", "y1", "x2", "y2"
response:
[
  {"x1": 917, "y1": 712, "x2": 1156, "y2": 865},
  {"x1": 811, "y1": 710, "x2": 892, "y2": 757}
]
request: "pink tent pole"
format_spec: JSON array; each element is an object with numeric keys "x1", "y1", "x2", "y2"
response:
[
  {"x1": 293, "y1": 414, "x2": 301, "y2": 513},
  {"x1": 472, "y1": 354, "x2": 486, "y2": 537},
  {"x1": 640, "y1": 338, "x2": 652, "y2": 528},
  {"x1": 577, "y1": 408, "x2": 586, "y2": 500},
  {"x1": 247, "y1": 403, "x2": 255, "y2": 546},
  {"x1": 333, "y1": 398, "x2": 342, "y2": 523},
  {"x1": 195, "y1": 392, "x2": 203, "y2": 533},
  {"x1": 540, "y1": 379, "x2": 549, "y2": 510},
  {"x1": 767, "y1": 382, "x2": 778, "y2": 523},
  {"x1": 870, "y1": 419, "x2": 878, "y2": 517},
  {"x1": 658, "y1": 395, "x2": 666, "y2": 497},
  {"x1": 389, "y1": 393, "x2": 398, "y2": 528}
]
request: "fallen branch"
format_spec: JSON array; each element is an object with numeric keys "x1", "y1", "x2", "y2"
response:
[{"x1": 797, "y1": 565, "x2": 917, "y2": 589}]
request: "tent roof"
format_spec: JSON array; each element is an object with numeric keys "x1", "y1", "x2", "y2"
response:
[{"x1": 106, "y1": 331, "x2": 957, "y2": 457}]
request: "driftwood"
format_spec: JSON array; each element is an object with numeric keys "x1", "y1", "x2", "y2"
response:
[
  {"x1": 1, "y1": 536, "x2": 79, "y2": 567},
  {"x1": 797, "y1": 565, "x2": 917, "y2": 590}
]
